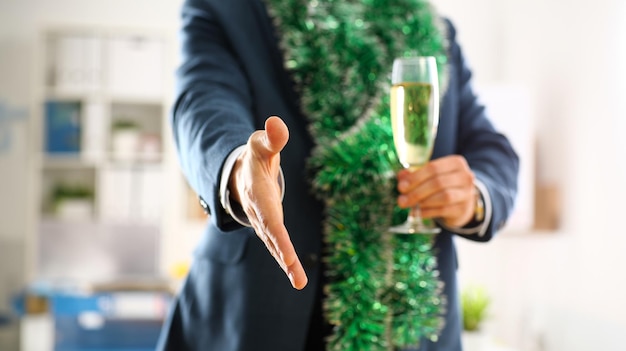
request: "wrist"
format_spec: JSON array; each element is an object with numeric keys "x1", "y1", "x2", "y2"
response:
[
  {"x1": 436, "y1": 183, "x2": 489, "y2": 236},
  {"x1": 228, "y1": 156, "x2": 244, "y2": 205},
  {"x1": 219, "y1": 145, "x2": 250, "y2": 227},
  {"x1": 457, "y1": 187, "x2": 485, "y2": 228}
]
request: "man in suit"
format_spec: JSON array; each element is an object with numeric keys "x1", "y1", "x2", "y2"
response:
[{"x1": 158, "y1": 0, "x2": 519, "y2": 350}]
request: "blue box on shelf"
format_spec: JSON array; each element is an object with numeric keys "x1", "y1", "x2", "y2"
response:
[
  {"x1": 14, "y1": 290, "x2": 171, "y2": 351},
  {"x1": 45, "y1": 101, "x2": 81, "y2": 154},
  {"x1": 56, "y1": 292, "x2": 170, "y2": 351},
  {"x1": 54, "y1": 316, "x2": 163, "y2": 351}
]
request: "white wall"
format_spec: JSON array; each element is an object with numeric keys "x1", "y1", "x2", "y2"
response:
[{"x1": 437, "y1": 0, "x2": 626, "y2": 350}]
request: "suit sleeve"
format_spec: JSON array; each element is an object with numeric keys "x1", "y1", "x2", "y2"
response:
[
  {"x1": 447, "y1": 19, "x2": 520, "y2": 242},
  {"x1": 172, "y1": 0, "x2": 255, "y2": 231}
]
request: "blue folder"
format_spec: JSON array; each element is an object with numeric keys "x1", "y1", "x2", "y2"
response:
[{"x1": 45, "y1": 101, "x2": 81, "y2": 154}]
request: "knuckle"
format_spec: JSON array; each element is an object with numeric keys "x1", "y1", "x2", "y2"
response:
[
  {"x1": 429, "y1": 162, "x2": 440, "y2": 174},
  {"x1": 256, "y1": 231, "x2": 270, "y2": 248},
  {"x1": 401, "y1": 170, "x2": 415, "y2": 184},
  {"x1": 469, "y1": 186, "x2": 478, "y2": 199},
  {"x1": 255, "y1": 226, "x2": 267, "y2": 241},
  {"x1": 406, "y1": 192, "x2": 417, "y2": 206},
  {"x1": 433, "y1": 176, "x2": 445, "y2": 189},
  {"x1": 467, "y1": 172, "x2": 475, "y2": 184},
  {"x1": 443, "y1": 190, "x2": 455, "y2": 202},
  {"x1": 243, "y1": 202, "x2": 256, "y2": 219},
  {"x1": 248, "y1": 131, "x2": 263, "y2": 146},
  {"x1": 242, "y1": 187, "x2": 255, "y2": 203},
  {"x1": 452, "y1": 203, "x2": 464, "y2": 214}
]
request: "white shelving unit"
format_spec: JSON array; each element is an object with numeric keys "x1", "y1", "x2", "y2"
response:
[{"x1": 28, "y1": 27, "x2": 174, "y2": 287}]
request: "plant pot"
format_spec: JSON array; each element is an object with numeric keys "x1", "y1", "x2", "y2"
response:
[
  {"x1": 56, "y1": 199, "x2": 93, "y2": 220},
  {"x1": 138, "y1": 134, "x2": 161, "y2": 162},
  {"x1": 112, "y1": 129, "x2": 140, "y2": 161},
  {"x1": 462, "y1": 330, "x2": 489, "y2": 351}
]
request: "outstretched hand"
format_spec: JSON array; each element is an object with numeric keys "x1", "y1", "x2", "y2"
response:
[{"x1": 229, "y1": 116, "x2": 308, "y2": 289}]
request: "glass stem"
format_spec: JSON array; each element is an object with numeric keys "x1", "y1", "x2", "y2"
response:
[{"x1": 407, "y1": 206, "x2": 423, "y2": 225}]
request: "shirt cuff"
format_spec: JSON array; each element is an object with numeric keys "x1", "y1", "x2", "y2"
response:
[
  {"x1": 438, "y1": 178, "x2": 492, "y2": 237},
  {"x1": 219, "y1": 145, "x2": 285, "y2": 227}
]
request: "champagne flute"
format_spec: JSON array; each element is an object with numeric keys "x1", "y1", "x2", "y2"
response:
[{"x1": 389, "y1": 56, "x2": 441, "y2": 234}]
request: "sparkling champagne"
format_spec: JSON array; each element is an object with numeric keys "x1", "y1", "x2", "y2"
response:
[
  {"x1": 389, "y1": 56, "x2": 440, "y2": 234},
  {"x1": 390, "y1": 82, "x2": 437, "y2": 168}
]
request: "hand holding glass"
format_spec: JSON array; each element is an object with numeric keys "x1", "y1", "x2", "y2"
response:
[{"x1": 389, "y1": 57, "x2": 441, "y2": 234}]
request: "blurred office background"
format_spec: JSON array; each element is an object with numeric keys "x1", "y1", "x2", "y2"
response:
[{"x1": 0, "y1": 0, "x2": 625, "y2": 350}]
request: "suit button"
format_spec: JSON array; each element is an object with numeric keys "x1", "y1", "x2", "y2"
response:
[
  {"x1": 303, "y1": 253, "x2": 318, "y2": 269},
  {"x1": 198, "y1": 196, "x2": 210, "y2": 215}
]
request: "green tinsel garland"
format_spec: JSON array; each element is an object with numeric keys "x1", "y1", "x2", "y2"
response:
[{"x1": 264, "y1": 0, "x2": 449, "y2": 349}]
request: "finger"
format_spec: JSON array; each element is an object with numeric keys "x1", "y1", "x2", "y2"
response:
[
  {"x1": 398, "y1": 155, "x2": 469, "y2": 191},
  {"x1": 421, "y1": 201, "x2": 474, "y2": 227},
  {"x1": 248, "y1": 206, "x2": 307, "y2": 289},
  {"x1": 258, "y1": 230, "x2": 285, "y2": 270},
  {"x1": 263, "y1": 221, "x2": 307, "y2": 290},
  {"x1": 249, "y1": 116, "x2": 289, "y2": 159},
  {"x1": 246, "y1": 198, "x2": 286, "y2": 265},
  {"x1": 398, "y1": 172, "x2": 473, "y2": 207},
  {"x1": 264, "y1": 116, "x2": 289, "y2": 153},
  {"x1": 418, "y1": 188, "x2": 471, "y2": 208},
  {"x1": 287, "y1": 255, "x2": 308, "y2": 290},
  {"x1": 250, "y1": 213, "x2": 284, "y2": 267},
  {"x1": 251, "y1": 186, "x2": 308, "y2": 290}
]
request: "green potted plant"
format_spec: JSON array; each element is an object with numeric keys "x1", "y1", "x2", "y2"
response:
[
  {"x1": 51, "y1": 184, "x2": 94, "y2": 220},
  {"x1": 461, "y1": 285, "x2": 491, "y2": 351},
  {"x1": 111, "y1": 118, "x2": 140, "y2": 161}
]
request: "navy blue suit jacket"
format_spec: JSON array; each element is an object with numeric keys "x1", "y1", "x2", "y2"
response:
[{"x1": 158, "y1": 0, "x2": 519, "y2": 350}]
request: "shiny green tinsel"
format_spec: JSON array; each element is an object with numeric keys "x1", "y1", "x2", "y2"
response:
[{"x1": 264, "y1": 0, "x2": 448, "y2": 349}]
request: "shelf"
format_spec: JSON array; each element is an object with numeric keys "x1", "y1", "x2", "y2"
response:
[
  {"x1": 39, "y1": 217, "x2": 160, "y2": 228},
  {"x1": 103, "y1": 158, "x2": 164, "y2": 169},
  {"x1": 40, "y1": 154, "x2": 96, "y2": 169},
  {"x1": 109, "y1": 95, "x2": 164, "y2": 105},
  {"x1": 44, "y1": 90, "x2": 99, "y2": 102},
  {"x1": 30, "y1": 26, "x2": 174, "y2": 301},
  {"x1": 44, "y1": 90, "x2": 164, "y2": 105},
  {"x1": 39, "y1": 153, "x2": 165, "y2": 169}
]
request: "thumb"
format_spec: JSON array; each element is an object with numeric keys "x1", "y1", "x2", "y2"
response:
[{"x1": 251, "y1": 116, "x2": 289, "y2": 157}]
